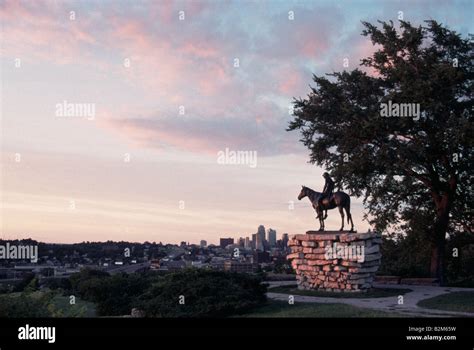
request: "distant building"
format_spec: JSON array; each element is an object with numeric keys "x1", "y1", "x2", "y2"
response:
[
  {"x1": 251, "y1": 234, "x2": 257, "y2": 249},
  {"x1": 281, "y1": 233, "x2": 289, "y2": 250},
  {"x1": 200, "y1": 240, "x2": 207, "y2": 248},
  {"x1": 257, "y1": 225, "x2": 265, "y2": 241},
  {"x1": 253, "y1": 251, "x2": 271, "y2": 264},
  {"x1": 191, "y1": 261, "x2": 208, "y2": 268},
  {"x1": 256, "y1": 225, "x2": 267, "y2": 251},
  {"x1": 224, "y1": 260, "x2": 256, "y2": 273},
  {"x1": 244, "y1": 237, "x2": 251, "y2": 250},
  {"x1": 162, "y1": 260, "x2": 186, "y2": 271},
  {"x1": 237, "y1": 237, "x2": 245, "y2": 247},
  {"x1": 227, "y1": 244, "x2": 240, "y2": 253},
  {"x1": 220, "y1": 238, "x2": 234, "y2": 249},
  {"x1": 267, "y1": 228, "x2": 277, "y2": 247},
  {"x1": 270, "y1": 248, "x2": 282, "y2": 257},
  {"x1": 256, "y1": 233, "x2": 264, "y2": 251},
  {"x1": 150, "y1": 259, "x2": 161, "y2": 270},
  {"x1": 255, "y1": 225, "x2": 265, "y2": 251},
  {"x1": 210, "y1": 257, "x2": 226, "y2": 270}
]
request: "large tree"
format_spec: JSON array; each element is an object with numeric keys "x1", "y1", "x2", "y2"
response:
[{"x1": 288, "y1": 20, "x2": 473, "y2": 284}]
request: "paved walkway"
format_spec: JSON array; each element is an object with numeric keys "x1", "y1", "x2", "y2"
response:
[{"x1": 266, "y1": 281, "x2": 474, "y2": 317}]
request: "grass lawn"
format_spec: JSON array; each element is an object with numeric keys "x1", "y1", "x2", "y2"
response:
[
  {"x1": 269, "y1": 285, "x2": 412, "y2": 298},
  {"x1": 239, "y1": 300, "x2": 405, "y2": 317},
  {"x1": 417, "y1": 291, "x2": 474, "y2": 313}
]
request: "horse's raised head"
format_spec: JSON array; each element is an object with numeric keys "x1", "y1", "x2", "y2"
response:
[{"x1": 298, "y1": 185, "x2": 307, "y2": 200}]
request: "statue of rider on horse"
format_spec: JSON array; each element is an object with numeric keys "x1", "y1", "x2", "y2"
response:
[
  {"x1": 297, "y1": 172, "x2": 354, "y2": 232},
  {"x1": 318, "y1": 172, "x2": 334, "y2": 220}
]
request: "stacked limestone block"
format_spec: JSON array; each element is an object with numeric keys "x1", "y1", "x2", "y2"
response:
[{"x1": 287, "y1": 231, "x2": 382, "y2": 292}]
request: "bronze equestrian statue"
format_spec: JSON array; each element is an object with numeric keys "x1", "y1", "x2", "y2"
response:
[
  {"x1": 318, "y1": 172, "x2": 334, "y2": 220},
  {"x1": 297, "y1": 175, "x2": 354, "y2": 232}
]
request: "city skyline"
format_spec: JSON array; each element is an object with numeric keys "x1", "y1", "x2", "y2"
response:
[{"x1": 1, "y1": 0, "x2": 472, "y2": 244}]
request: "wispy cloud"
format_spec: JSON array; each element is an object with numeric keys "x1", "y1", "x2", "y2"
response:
[{"x1": 101, "y1": 109, "x2": 301, "y2": 156}]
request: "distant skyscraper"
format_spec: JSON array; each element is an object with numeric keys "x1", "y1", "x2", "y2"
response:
[
  {"x1": 256, "y1": 225, "x2": 266, "y2": 251},
  {"x1": 237, "y1": 237, "x2": 245, "y2": 247},
  {"x1": 251, "y1": 233, "x2": 257, "y2": 249},
  {"x1": 244, "y1": 237, "x2": 251, "y2": 249},
  {"x1": 267, "y1": 228, "x2": 277, "y2": 247},
  {"x1": 220, "y1": 237, "x2": 234, "y2": 249},
  {"x1": 255, "y1": 233, "x2": 264, "y2": 251},
  {"x1": 200, "y1": 240, "x2": 207, "y2": 248},
  {"x1": 257, "y1": 225, "x2": 265, "y2": 238}
]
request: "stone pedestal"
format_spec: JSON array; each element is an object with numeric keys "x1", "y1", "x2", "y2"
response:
[{"x1": 287, "y1": 231, "x2": 382, "y2": 292}]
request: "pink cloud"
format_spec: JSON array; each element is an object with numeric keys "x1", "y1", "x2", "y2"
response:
[
  {"x1": 277, "y1": 66, "x2": 305, "y2": 95},
  {"x1": 99, "y1": 103, "x2": 301, "y2": 157},
  {"x1": 180, "y1": 41, "x2": 219, "y2": 58},
  {"x1": 0, "y1": 0, "x2": 101, "y2": 64},
  {"x1": 257, "y1": 5, "x2": 343, "y2": 60}
]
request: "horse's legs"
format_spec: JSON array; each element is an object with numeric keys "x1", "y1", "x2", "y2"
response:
[
  {"x1": 318, "y1": 209, "x2": 324, "y2": 231},
  {"x1": 338, "y1": 206, "x2": 344, "y2": 231},
  {"x1": 345, "y1": 205, "x2": 354, "y2": 232}
]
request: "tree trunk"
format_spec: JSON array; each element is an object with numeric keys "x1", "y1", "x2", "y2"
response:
[
  {"x1": 429, "y1": 236, "x2": 445, "y2": 284},
  {"x1": 430, "y1": 195, "x2": 451, "y2": 285}
]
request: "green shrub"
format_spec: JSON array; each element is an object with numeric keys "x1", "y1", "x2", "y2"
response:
[
  {"x1": 13, "y1": 273, "x2": 36, "y2": 292},
  {"x1": 0, "y1": 293, "x2": 52, "y2": 317},
  {"x1": 378, "y1": 232, "x2": 474, "y2": 287},
  {"x1": 137, "y1": 269, "x2": 267, "y2": 317},
  {"x1": 70, "y1": 269, "x2": 150, "y2": 316},
  {"x1": 378, "y1": 234, "x2": 431, "y2": 277},
  {"x1": 445, "y1": 232, "x2": 474, "y2": 286}
]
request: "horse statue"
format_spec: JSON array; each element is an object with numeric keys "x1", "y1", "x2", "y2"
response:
[{"x1": 297, "y1": 185, "x2": 354, "y2": 232}]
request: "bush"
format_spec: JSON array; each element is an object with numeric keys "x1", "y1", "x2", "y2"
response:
[
  {"x1": 137, "y1": 269, "x2": 267, "y2": 317},
  {"x1": 378, "y1": 234, "x2": 431, "y2": 277},
  {"x1": 90, "y1": 273, "x2": 151, "y2": 316},
  {"x1": 445, "y1": 232, "x2": 474, "y2": 287},
  {"x1": 42, "y1": 277, "x2": 72, "y2": 291},
  {"x1": 0, "y1": 293, "x2": 52, "y2": 317},
  {"x1": 378, "y1": 232, "x2": 474, "y2": 286},
  {"x1": 69, "y1": 268, "x2": 109, "y2": 289},
  {"x1": 69, "y1": 269, "x2": 151, "y2": 316},
  {"x1": 13, "y1": 273, "x2": 36, "y2": 292}
]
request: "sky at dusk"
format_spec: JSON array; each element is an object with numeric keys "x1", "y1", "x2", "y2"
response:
[{"x1": 1, "y1": 0, "x2": 472, "y2": 244}]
